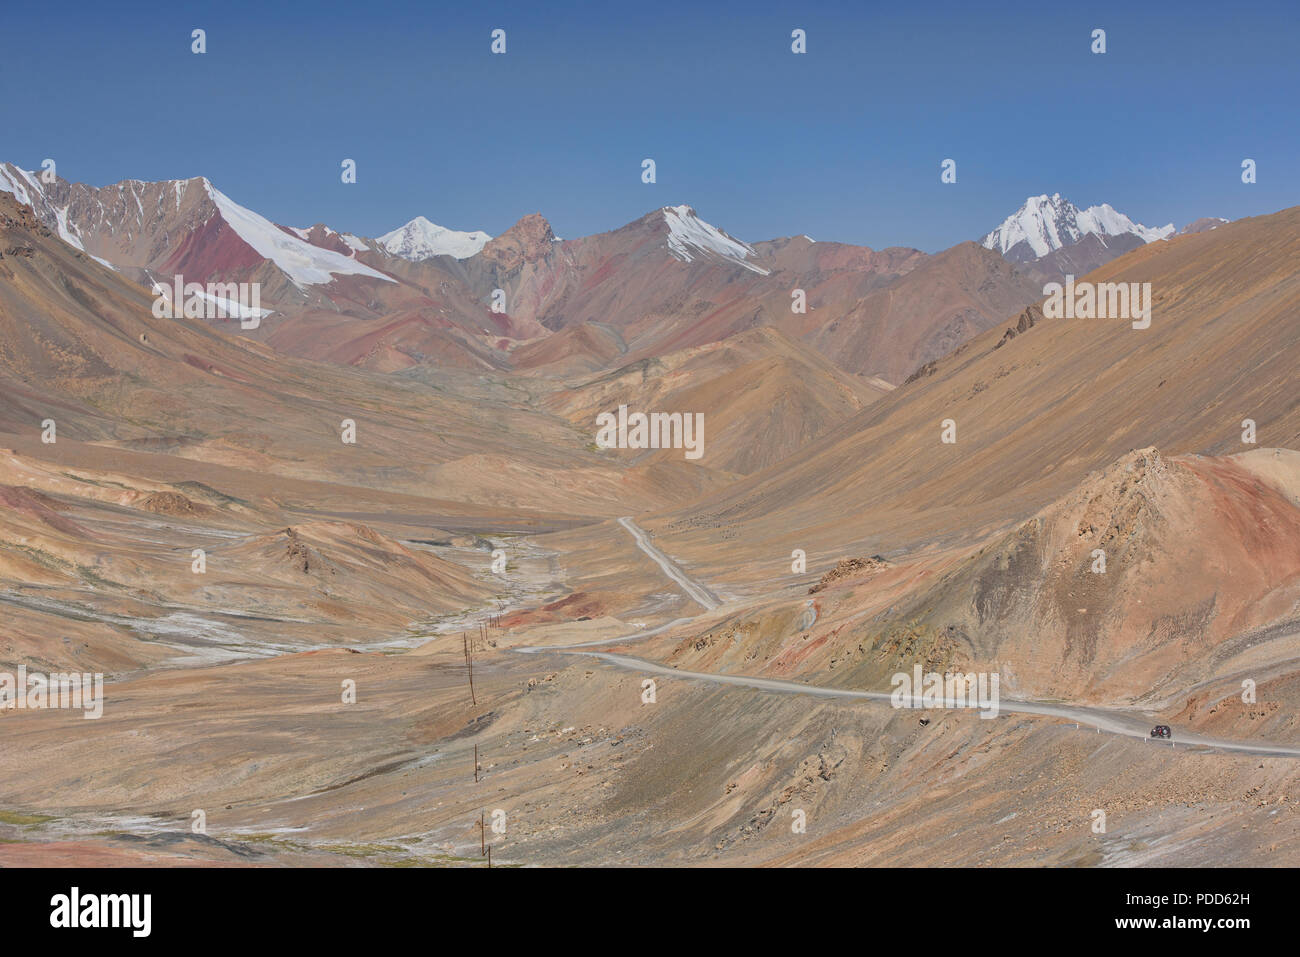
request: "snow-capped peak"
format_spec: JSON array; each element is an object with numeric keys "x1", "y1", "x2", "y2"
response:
[
  {"x1": 661, "y1": 205, "x2": 770, "y2": 275},
  {"x1": 981, "y1": 193, "x2": 1174, "y2": 260},
  {"x1": 377, "y1": 216, "x2": 492, "y2": 261},
  {"x1": 0, "y1": 162, "x2": 90, "y2": 253},
  {"x1": 203, "y1": 181, "x2": 395, "y2": 287}
]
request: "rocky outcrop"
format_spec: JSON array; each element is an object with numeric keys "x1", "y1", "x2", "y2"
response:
[
  {"x1": 809, "y1": 555, "x2": 890, "y2": 593},
  {"x1": 993, "y1": 303, "x2": 1043, "y2": 349},
  {"x1": 477, "y1": 213, "x2": 555, "y2": 275}
]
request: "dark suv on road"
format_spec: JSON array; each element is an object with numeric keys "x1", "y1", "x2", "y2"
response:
[{"x1": 1150, "y1": 725, "x2": 1172, "y2": 739}]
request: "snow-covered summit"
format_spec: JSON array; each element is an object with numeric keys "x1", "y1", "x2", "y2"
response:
[
  {"x1": 982, "y1": 193, "x2": 1174, "y2": 261},
  {"x1": 377, "y1": 216, "x2": 491, "y2": 261}
]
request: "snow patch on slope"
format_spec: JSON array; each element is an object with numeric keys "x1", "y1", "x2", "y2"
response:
[
  {"x1": 662, "y1": 205, "x2": 770, "y2": 275},
  {"x1": 203, "y1": 180, "x2": 395, "y2": 286},
  {"x1": 377, "y1": 216, "x2": 491, "y2": 261},
  {"x1": 149, "y1": 276, "x2": 273, "y2": 322}
]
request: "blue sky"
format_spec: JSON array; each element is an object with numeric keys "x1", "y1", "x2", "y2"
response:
[{"x1": 2, "y1": 0, "x2": 1296, "y2": 251}]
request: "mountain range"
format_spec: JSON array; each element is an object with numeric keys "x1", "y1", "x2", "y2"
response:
[{"x1": 2, "y1": 161, "x2": 1215, "y2": 386}]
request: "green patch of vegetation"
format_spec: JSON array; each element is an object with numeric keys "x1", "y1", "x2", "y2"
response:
[
  {"x1": 8, "y1": 543, "x2": 73, "y2": 574},
  {"x1": 228, "y1": 832, "x2": 291, "y2": 845},
  {"x1": 229, "y1": 833, "x2": 486, "y2": 867},
  {"x1": 171, "y1": 481, "x2": 251, "y2": 509},
  {"x1": 58, "y1": 472, "x2": 135, "y2": 491},
  {"x1": 0, "y1": 810, "x2": 57, "y2": 826},
  {"x1": 313, "y1": 841, "x2": 408, "y2": 858},
  {"x1": 75, "y1": 564, "x2": 122, "y2": 590},
  {"x1": 4, "y1": 544, "x2": 122, "y2": 590}
]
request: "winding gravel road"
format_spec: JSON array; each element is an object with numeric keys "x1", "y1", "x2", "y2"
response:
[{"x1": 511, "y1": 517, "x2": 1300, "y2": 759}]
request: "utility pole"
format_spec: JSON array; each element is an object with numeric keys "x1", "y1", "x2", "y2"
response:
[{"x1": 463, "y1": 632, "x2": 476, "y2": 705}]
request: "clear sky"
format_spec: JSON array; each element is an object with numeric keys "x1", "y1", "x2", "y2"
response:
[{"x1": 3, "y1": 0, "x2": 1296, "y2": 251}]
